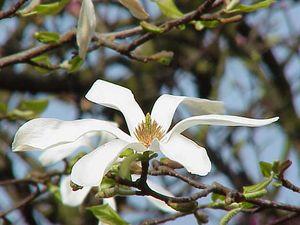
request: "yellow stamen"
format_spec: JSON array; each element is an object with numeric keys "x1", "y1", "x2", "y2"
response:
[{"x1": 134, "y1": 113, "x2": 164, "y2": 147}]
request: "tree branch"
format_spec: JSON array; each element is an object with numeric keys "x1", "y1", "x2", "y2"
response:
[{"x1": 0, "y1": 0, "x2": 28, "y2": 20}]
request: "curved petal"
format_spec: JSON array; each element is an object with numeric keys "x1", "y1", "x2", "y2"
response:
[
  {"x1": 151, "y1": 94, "x2": 224, "y2": 133},
  {"x1": 60, "y1": 175, "x2": 91, "y2": 207},
  {"x1": 77, "y1": 0, "x2": 96, "y2": 59},
  {"x1": 71, "y1": 140, "x2": 146, "y2": 186},
  {"x1": 131, "y1": 175, "x2": 175, "y2": 213},
  {"x1": 39, "y1": 135, "x2": 93, "y2": 166},
  {"x1": 165, "y1": 115, "x2": 279, "y2": 141},
  {"x1": 85, "y1": 80, "x2": 145, "y2": 136},
  {"x1": 159, "y1": 134, "x2": 211, "y2": 176},
  {"x1": 38, "y1": 131, "x2": 117, "y2": 166},
  {"x1": 12, "y1": 118, "x2": 133, "y2": 152}
]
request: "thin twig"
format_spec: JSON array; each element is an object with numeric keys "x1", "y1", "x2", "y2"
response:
[
  {"x1": 266, "y1": 213, "x2": 300, "y2": 225},
  {"x1": 0, "y1": 0, "x2": 28, "y2": 20}
]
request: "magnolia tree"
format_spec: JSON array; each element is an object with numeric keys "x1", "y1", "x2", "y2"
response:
[{"x1": 0, "y1": 0, "x2": 300, "y2": 225}]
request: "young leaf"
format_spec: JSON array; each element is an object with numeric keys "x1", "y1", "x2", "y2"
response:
[
  {"x1": 18, "y1": 99, "x2": 49, "y2": 115},
  {"x1": 18, "y1": 0, "x2": 41, "y2": 16},
  {"x1": 34, "y1": 31, "x2": 60, "y2": 44},
  {"x1": 225, "y1": 0, "x2": 240, "y2": 11},
  {"x1": 272, "y1": 181, "x2": 282, "y2": 188},
  {"x1": 211, "y1": 193, "x2": 225, "y2": 202},
  {"x1": 167, "y1": 201, "x2": 198, "y2": 212},
  {"x1": 119, "y1": 153, "x2": 141, "y2": 180},
  {"x1": 119, "y1": 148, "x2": 134, "y2": 158},
  {"x1": 87, "y1": 204, "x2": 129, "y2": 225},
  {"x1": 225, "y1": 0, "x2": 275, "y2": 14},
  {"x1": 0, "y1": 103, "x2": 7, "y2": 116},
  {"x1": 140, "y1": 21, "x2": 164, "y2": 34},
  {"x1": 220, "y1": 208, "x2": 242, "y2": 225},
  {"x1": 20, "y1": 0, "x2": 70, "y2": 16},
  {"x1": 48, "y1": 184, "x2": 61, "y2": 201},
  {"x1": 149, "y1": 51, "x2": 174, "y2": 66},
  {"x1": 31, "y1": 54, "x2": 53, "y2": 73},
  {"x1": 155, "y1": 0, "x2": 183, "y2": 19},
  {"x1": 118, "y1": 0, "x2": 149, "y2": 20},
  {"x1": 194, "y1": 20, "x2": 219, "y2": 31},
  {"x1": 61, "y1": 56, "x2": 84, "y2": 73},
  {"x1": 7, "y1": 109, "x2": 35, "y2": 120},
  {"x1": 243, "y1": 189, "x2": 267, "y2": 199},
  {"x1": 100, "y1": 177, "x2": 116, "y2": 190},
  {"x1": 243, "y1": 175, "x2": 273, "y2": 194},
  {"x1": 259, "y1": 161, "x2": 273, "y2": 177}
]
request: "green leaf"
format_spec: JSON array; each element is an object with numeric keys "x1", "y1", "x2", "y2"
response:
[
  {"x1": 140, "y1": 21, "x2": 164, "y2": 34},
  {"x1": 7, "y1": 99, "x2": 48, "y2": 120},
  {"x1": 149, "y1": 51, "x2": 174, "y2": 66},
  {"x1": 119, "y1": 153, "x2": 141, "y2": 180},
  {"x1": 87, "y1": 204, "x2": 129, "y2": 225},
  {"x1": 7, "y1": 109, "x2": 35, "y2": 120},
  {"x1": 194, "y1": 20, "x2": 220, "y2": 31},
  {"x1": 239, "y1": 202, "x2": 255, "y2": 209},
  {"x1": 0, "y1": 103, "x2": 7, "y2": 116},
  {"x1": 243, "y1": 175, "x2": 273, "y2": 194},
  {"x1": 167, "y1": 201, "x2": 198, "y2": 212},
  {"x1": 211, "y1": 193, "x2": 225, "y2": 202},
  {"x1": 119, "y1": 149, "x2": 134, "y2": 158},
  {"x1": 259, "y1": 161, "x2": 273, "y2": 177},
  {"x1": 61, "y1": 56, "x2": 84, "y2": 73},
  {"x1": 34, "y1": 31, "x2": 60, "y2": 44},
  {"x1": 48, "y1": 184, "x2": 61, "y2": 201},
  {"x1": 225, "y1": 0, "x2": 275, "y2": 14},
  {"x1": 100, "y1": 177, "x2": 116, "y2": 190},
  {"x1": 19, "y1": 99, "x2": 49, "y2": 115},
  {"x1": 31, "y1": 54, "x2": 52, "y2": 73},
  {"x1": 20, "y1": 0, "x2": 70, "y2": 16},
  {"x1": 154, "y1": 0, "x2": 183, "y2": 19},
  {"x1": 243, "y1": 189, "x2": 267, "y2": 199},
  {"x1": 225, "y1": 0, "x2": 240, "y2": 11},
  {"x1": 220, "y1": 208, "x2": 242, "y2": 225},
  {"x1": 68, "y1": 152, "x2": 86, "y2": 173},
  {"x1": 272, "y1": 181, "x2": 282, "y2": 188}
]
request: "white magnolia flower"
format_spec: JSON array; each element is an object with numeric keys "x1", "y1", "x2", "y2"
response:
[
  {"x1": 77, "y1": 0, "x2": 96, "y2": 59},
  {"x1": 12, "y1": 80, "x2": 278, "y2": 189}
]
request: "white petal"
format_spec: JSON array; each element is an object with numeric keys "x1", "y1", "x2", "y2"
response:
[
  {"x1": 60, "y1": 175, "x2": 91, "y2": 207},
  {"x1": 131, "y1": 175, "x2": 175, "y2": 213},
  {"x1": 12, "y1": 118, "x2": 133, "y2": 152},
  {"x1": 77, "y1": 0, "x2": 96, "y2": 59},
  {"x1": 118, "y1": 0, "x2": 149, "y2": 20},
  {"x1": 39, "y1": 131, "x2": 118, "y2": 166},
  {"x1": 103, "y1": 198, "x2": 117, "y2": 210},
  {"x1": 39, "y1": 135, "x2": 93, "y2": 166},
  {"x1": 71, "y1": 140, "x2": 146, "y2": 186},
  {"x1": 85, "y1": 80, "x2": 145, "y2": 136},
  {"x1": 99, "y1": 131, "x2": 118, "y2": 146},
  {"x1": 165, "y1": 115, "x2": 279, "y2": 141},
  {"x1": 159, "y1": 134, "x2": 211, "y2": 176},
  {"x1": 151, "y1": 94, "x2": 224, "y2": 133}
]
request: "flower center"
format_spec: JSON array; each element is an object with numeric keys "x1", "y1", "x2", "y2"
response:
[{"x1": 134, "y1": 113, "x2": 165, "y2": 147}]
